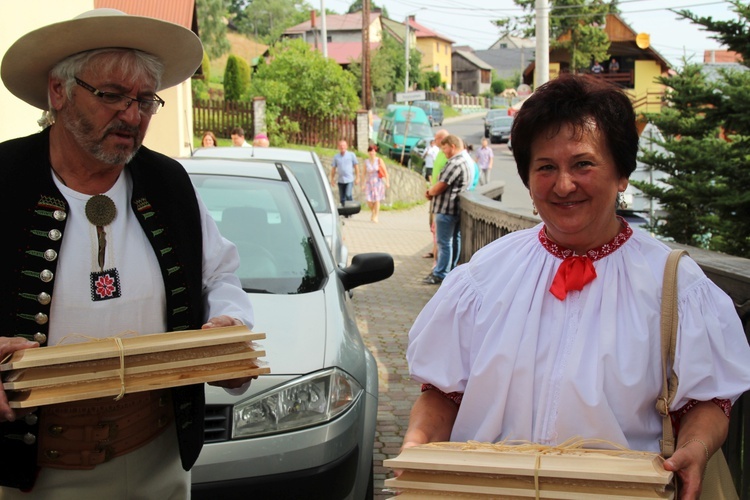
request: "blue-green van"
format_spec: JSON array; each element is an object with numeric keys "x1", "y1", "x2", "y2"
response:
[{"x1": 376, "y1": 105, "x2": 433, "y2": 163}]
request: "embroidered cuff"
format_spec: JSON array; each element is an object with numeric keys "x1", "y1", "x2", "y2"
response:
[{"x1": 421, "y1": 383, "x2": 463, "y2": 406}]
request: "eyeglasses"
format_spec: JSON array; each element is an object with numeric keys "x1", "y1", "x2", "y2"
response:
[{"x1": 74, "y1": 78, "x2": 165, "y2": 115}]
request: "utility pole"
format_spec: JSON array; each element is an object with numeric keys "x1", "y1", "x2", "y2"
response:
[
  {"x1": 321, "y1": 0, "x2": 328, "y2": 58},
  {"x1": 362, "y1": 0, "x2": 372, "y2": 109},
  {"x1": 404, "y1": 16, "x2": 410, "y2": 92},
  {"x1": 535, "y1": 0, "x2": 550, "y2": 87}
]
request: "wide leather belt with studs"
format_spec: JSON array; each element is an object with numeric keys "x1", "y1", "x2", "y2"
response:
[{"x1": 36, "y1": 390, "x2": 173, "y2": 470}]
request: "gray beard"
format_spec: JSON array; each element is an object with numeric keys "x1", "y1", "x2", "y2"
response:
[{"x1": 63, "y1": 108, "x2": 143, "y2": 166}]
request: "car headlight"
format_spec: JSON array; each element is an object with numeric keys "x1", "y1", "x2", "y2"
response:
[{"x1": 232, "y1": 368, "x2": 363, "y2": 438}]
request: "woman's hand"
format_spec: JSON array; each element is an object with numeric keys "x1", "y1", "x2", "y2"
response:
[
  {"x1": 0, "y1": 337, "x2": 39, "y2": 422},
  {"x1": 663, "y1": 401, "x2": 729, "y2": 499},
  {"x1": 663, "y1": 441, "x2": 708, "y2": 499}
]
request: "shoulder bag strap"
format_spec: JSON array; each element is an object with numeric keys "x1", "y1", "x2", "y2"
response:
[{"x1": 658, "y1": 249, "x2": 688, "y2": 458}]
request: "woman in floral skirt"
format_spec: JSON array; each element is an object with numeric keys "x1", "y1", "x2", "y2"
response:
[{"x1": 362, "y1": 145, "x2": 389, "y2": 222}]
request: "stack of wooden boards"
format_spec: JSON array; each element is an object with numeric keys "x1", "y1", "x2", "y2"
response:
[
  {"x1": 1, "y1": 325, "x2": 268, "y2": 408},
  {"x1": 384, "y1": 441, "x2": 675, "y2": 499}
]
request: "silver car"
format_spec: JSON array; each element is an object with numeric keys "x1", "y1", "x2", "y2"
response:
[
  {"x1": 489, "y1": 116, "x2": 514, "y2": 144},
  {"x1": 178, "y1": 158, "x2": 393, "y2": 499},
  {"x1": 192, "y1": 146, "x2": 359, "y2": 268}
]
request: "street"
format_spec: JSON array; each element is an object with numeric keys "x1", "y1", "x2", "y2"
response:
[{"x1": 433, "y1": 114, "x2": 533, "y2": 212}]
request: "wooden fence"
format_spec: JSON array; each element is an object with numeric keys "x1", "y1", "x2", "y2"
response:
[
  {"x1": 279, "y1": 108, "x2": 356, "y2": 149},
  {"x1": 193, "y1": 99, "x2": 254, "y2": 139},
  {"x1": 193, "y1": 99, "x2": 356, "y2": 149}
]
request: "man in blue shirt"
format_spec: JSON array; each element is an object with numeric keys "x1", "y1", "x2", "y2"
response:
[{"x1": 330, "y1": 140, "x2": 359, "y2": 206}]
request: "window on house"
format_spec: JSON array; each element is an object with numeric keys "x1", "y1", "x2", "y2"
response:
[
  {"x1": 435, "y1": 63, "x2": 439, "y2": 73},
  {"x1": 327, "y1": 36, "x2": 332, "y2": 43},
  {"x1": 481, "y1": 70, "x2": 490, "y2": 84},
  {"x1": 445, "y1": 45, "x2": 449, "y2": 55},
  {"x1": 436, "y1": 42, "x2": 440, "y2": 52},
  {"x1": 500, "y1": 43, "x2": 508, "y2": 48}
]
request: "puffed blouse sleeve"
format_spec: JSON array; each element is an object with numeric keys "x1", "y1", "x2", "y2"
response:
[
  {"x1": 407, "y1": 266, "x2": 483, "y2": 394},
  {"x1": 672, "y1": 260, "x2": 750, "y2": 410}
]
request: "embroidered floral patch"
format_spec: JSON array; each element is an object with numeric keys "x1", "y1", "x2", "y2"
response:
[{"x1": 90, "y1": 268, "x2": 121, "y2": 301}]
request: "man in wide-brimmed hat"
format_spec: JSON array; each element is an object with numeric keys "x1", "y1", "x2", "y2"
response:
[{"x1": 0, "y1": 9, "x2": 254, "y2": 497}]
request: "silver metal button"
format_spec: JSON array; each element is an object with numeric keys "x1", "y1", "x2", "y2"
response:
[
  {"x1": 23, "y1": 433, "x2": 36, "y2": 445},
  {"x1": 37, "y1": 292, "x2": 51, "y2": 305},
  {"x1": 34, "y1": 313, "x2": 48, "y2": 325},
  {"x1": 53, "y1": 210, "x2": 67, "y2": 221},
  {"x1": 24, "y1": 413, "x2": 38, "y2": 426},
  {"x1": 48, "y1": 229, "x2": 61, "y2": 241},
  {"x1": 44, "y1": 249, "x2": 57, "y2": 261},
  {"x1": 40, "y1": 270, "x2": 53, "y2": 282},
  {"x1": 33, "y1": 332, "x2": 47, "y2": 344}
]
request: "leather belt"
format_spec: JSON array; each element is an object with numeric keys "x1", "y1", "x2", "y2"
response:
[{"x1": 37, "y1": 390, "x2": 173, "y2": 470}]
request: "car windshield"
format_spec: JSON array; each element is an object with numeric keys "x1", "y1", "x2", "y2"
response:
[
  {"x1": 394, "y1": 121, "x2": 433, "y2": 137},
  {"x1": 190, "y1": 174, "x2": 324, "y2": 295},
  {"x1": 491, "y1": 117, "x2": 514, "y2": 127},
  {"x1": 271, "y1": 160, "x2": 330, "y2": 215}
]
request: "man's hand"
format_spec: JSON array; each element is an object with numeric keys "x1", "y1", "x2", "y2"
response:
[
  {"x1": 202, "y1": 316, "x2": 256, "y2": 389},
  {"x1": 0, "y1": 338, "x2": 39, "y2": 422}
]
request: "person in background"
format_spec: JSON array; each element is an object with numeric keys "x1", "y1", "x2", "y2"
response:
[
  {"x1": 591, "y1": 61, "x2": 604, "y2": 74},
  {"x1": 362, "y1": 145, "x2": 389, "y2": 223},
  {"x1": 403, "y1": 74, "x2": 750, "y2": 499},
  {"x1": 0, "y1": 8, "x2": 254, "y2": 497},
  {"x1": 201, "y1": 130, "x2": 217, "y2": 147},
  {"x1": 423, "y1": 135, "x2": 472, "y2": 285},
  {"x1": 230, "y1": 126, "x2": 250, "y2": 147},
  {"x1": 423, "y1": 129, "x2": 450, "y2": 262},
  {"x1": 475, "y1": 137, "x2": 494, "y2": 185},
  {"x1": 253, "y1": 133, "x2": 269, "y2": 147},
  {"x1": 330, "y1": 139, "x2": 359, "y2": 207},
  {"x1": 464, "y1": 143, "x2": 480, "y2": 191},
  {"x1": 609, "y1": 57, "x2": 620, "y2": 73},
  {"x1": 422, "y1": 138, "x2": 439, "y2": 183}
]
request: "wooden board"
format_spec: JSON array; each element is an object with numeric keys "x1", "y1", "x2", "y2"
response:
[
  {"x1": 7, "y1": 359, "x2": 270, "y2": 408},
  {"x1": 384, "y1": 442, "x2": 672, "y2": 485},
  {"x1": 3, "y1": 342, "x2": 265, "y2": 390},
  {"x1": 0, "y1": 326, "x2": 264, "y2": 370},
  {"x1": 383, "y1": 442, "x2": 674, "y2": 500},
  {"x1": 385, "y1": 470, "x2": 674, "y2": 499}
]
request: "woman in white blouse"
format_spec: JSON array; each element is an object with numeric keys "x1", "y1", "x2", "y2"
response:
[{"x1": 403, "y1": 74, "x2": 750, "y2": 499}]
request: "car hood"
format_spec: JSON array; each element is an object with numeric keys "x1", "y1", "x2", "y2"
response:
[{"x1": 249, "y1": 291, "x2": 326, "y2": 375}]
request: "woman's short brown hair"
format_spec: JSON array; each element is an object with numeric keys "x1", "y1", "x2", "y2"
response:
[{"x1": 511, "y1": 74, "x2": 638, "y2": 187}]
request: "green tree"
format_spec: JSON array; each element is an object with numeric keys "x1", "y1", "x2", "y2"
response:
[
  {"x1": 347, "y1": 0, "x2": 389, "y2": 19},
  {"x1": 196, "y1": 0, "x2": 231, "y2": 59},
  {"x1": 223, "y1": 55, "x2": 246, "y2": 101},
  {"x1": 248, "y1": 39, "x2": 359, "y2": 142},
  {"x1": 632, "y1": 1, "x2": 750, "y2": 257},
  {"x1": 232, "y1": 0, "x2": 312, "y2": 44},
  {"x1": 494, "y1": 0, "x2": 616, "y2": 73},
  {"x1": 349, "y1": 32, "x2": 422, "y2": 95}
]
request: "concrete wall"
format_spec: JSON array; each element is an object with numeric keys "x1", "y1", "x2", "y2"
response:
[{"x1": 319, "y1": 155, "x2": 427, "y2": 207}]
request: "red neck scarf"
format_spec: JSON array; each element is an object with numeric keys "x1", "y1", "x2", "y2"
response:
[{"x1": 539, "y1": 218, "x2": 633, "y2": 300}]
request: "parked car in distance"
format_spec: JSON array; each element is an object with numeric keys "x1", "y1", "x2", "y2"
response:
[
  {"x1": 489, "y1": 116, "x2": 514, "y2": 144},
  {"x1": 407, "y1": 136, "x2": 432, "y2": 176},
  {"x1": 411, "y1": 100, "x2": 444, "y2": 126},
  {"x1": 376, "y1": 105, "x2": 433, "y2": 164},
  {"x1": 191, "y1": 146, "x2": 358, "y2": 268},
  {"x1": 483, "y1": 108, "x2": 508, "y2": 138},
  {"x1": 177, "y1": 158, "x2": 394, "y2": 500}
]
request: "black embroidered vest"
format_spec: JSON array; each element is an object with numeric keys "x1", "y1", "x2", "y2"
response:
[{"x1": 0, "y1": 129, "x2": 206, "y2": 489}]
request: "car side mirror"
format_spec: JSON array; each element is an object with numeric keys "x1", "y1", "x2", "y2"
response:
[{"x1": 338, "y1": 201, "x2": 361, "y2": 217}]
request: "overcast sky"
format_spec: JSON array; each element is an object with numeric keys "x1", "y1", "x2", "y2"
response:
[{"x1": 322, "y1": 0, "x2": 738, "y2": 67}]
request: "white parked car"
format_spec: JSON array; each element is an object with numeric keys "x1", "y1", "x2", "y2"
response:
[
  {"x1": 176, "y1": 157, "x2": 393, "y2": 499},
  {"x1": 192, "y1": 146, "x2": 359, "y2": 268}
]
